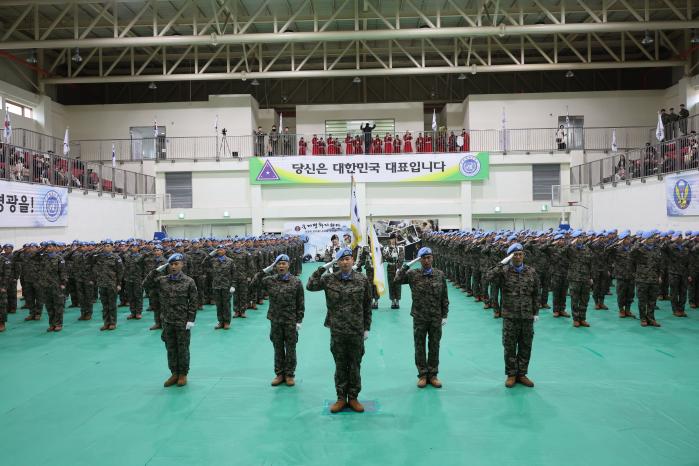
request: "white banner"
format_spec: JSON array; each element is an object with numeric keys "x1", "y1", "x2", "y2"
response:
[
  {"x1": 0, "y1": 181, "x2": 69, "y2": 227},
  {"x1": 283, "y1": 220, "x2": 351, "y2": 261},
  {"x1": 665, "y1": 173, "x2": 699, "y2": 216}
]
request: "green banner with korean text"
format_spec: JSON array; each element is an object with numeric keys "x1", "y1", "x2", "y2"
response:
[{"x1": 249, "y1": 152, "x2": 489, "y2": 184}]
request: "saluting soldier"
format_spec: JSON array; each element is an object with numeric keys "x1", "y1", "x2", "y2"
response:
[
  {"x1": 382, "y1": 233, "x2": 405, "y2": 309},
  {"x1": 90, "y1": 241, "x2": 125, "y2": 331}
]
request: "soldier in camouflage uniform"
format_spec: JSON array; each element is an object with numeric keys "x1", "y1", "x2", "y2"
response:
[
  {"x1": 20, "y1": 243, "x2": 43, "y2": 321},
  {"x1": 64, "y1": 241, "x2": 81, "y2": 308},
  {"x1": 90, "y1": 241, "x2": 125, "y2": 331},
  {"x1": 307, "y1": 247, "x2": 372, "y2": 414},
  {"x1": 210, "y1": 245, "x2": 236, "y2": 329},
  {"x1": 0, "y1": 251, "x2": 10, "y2": 332},
  {"x1": 590, "y1": 233, "x2": 611, "y2": 310},
  {"x1": 548, "y1": 234, "x2": 571, "y2": 318},
  {"x1": 143, "y1": 245, "x2": 167, "y2": 329},
  {"x1": 123, "y1": 242, "x2": 145, "y2": 319},
  {"x1": 689, "y1": 232, "x2": 699, "y2": 309},
  {"x1": 116, "y1": 242, "x2": 130, "y2": 307},
  {"x1": 487, "y1": 242, "x2": 540, "y2": 388},
  {"x1": 229, "y1": 244, "x2": 252, "y2": 317},
  {"x1": 153, "y1": 253, "x2": 198, "y2": 388},
  {"x1": 2, "y1": 244, "x2": 19, "y2": 315},
  {"x1": 74, "y1": 242, "x2": 96, "y2": 320},
  {"x1": 395, "y1": 247, "x2": 449, "y2": 388},
  {"x1": 38, "y1": 241, "x2": 68, "y2": 332},
  {"x1": 565, "y1": 232, "x2": 594, "y2": 327},
  {"x1": 253, "y1": 254, "x2": 305, "y2": 387},
  {"x1": 608, "y1": 231, "x2": 636, "y2": 318},
  {"x1": 382, "y1": 234, "x2": 405, "y2": 309},
  {"x1": 631, "y1": 232, "x2": 662, "y2": 327},
  {"x1": 357, "y1": 245, "x2": 379, "y2": 309},
  {"x1": 661, "y1": 233, "x2": 691, "y2": 318},
  {"x1": 185, "y1": 240, "x2": 208, "y2": 309}
]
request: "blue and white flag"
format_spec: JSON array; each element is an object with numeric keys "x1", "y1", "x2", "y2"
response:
[
  {"x1": 111, "y1": 144, "x2": 116, "y2": 168},
  {"x1": 3, "y1": 109, "x2": 11, "y2": 142},
  {"x1": 153, "y1": 119, "x2": 158, "y2": 138},
  {"x1": 63, "y1": 127, "x2": 70, "y2": 156},
  {"x1": 500, "y1": 107, "x2": 507, "y2": 151},
  {"x1": 350, "y1": 176, "x2": 363, "y2": 248},
  {"x1": 367, "y1": 222, "x2": 385, "y2": 296},
  {"x1": 611, "y1": 128, "x2": 618, "y2": 152},
  {"x1": 656, "y1": 112, "x2": 665, "y2": 142},
  {"x1": 431, "y1": 109, "x2": 437, "y2": 132}
]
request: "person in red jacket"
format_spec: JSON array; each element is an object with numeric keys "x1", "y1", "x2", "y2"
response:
[
  {"x1": 448, "y1": 132, "x2": 457, "y2": 152},
  {"x1": 372, "y1": 136, "x2": 382, "y2": 154},
  {"x1": 425, "y1": 133, "x2": 433, "y2": 152},
  {"x1": 416, "y1": 133, "x2": 424, "y2": 153},
  {"x1": 461, "y1": 129, "x2": 470, "y2": 151},
  {"x1": 298, "y1": 137, "x2": 307, "y2": 155},
  {"x1": 354, "y1": 135, "x2": 363, "y2": 154},
  {"x1": 384, "y1": 133, "x2": 394, "y2": 154},
  {"x1": 403, "y1": 132, "x2": 413, "y2": 153},
  {"x1": 311, "y1": 135, "x2": 319, "y2": 155},
  {"x1": 327, "y1": 135, "x2": 336, "y2": 155},
  {"x1": 318, "y1": 137, "x2": 326, "y2": 155},
  {"x1": 345, "y1": 133, "x2": 353, "y2": 155},
  {"x1": 394, "y1": 133, "x2": 402, "y2": 153}
]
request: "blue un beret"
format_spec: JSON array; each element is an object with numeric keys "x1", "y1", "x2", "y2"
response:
[
  {"x1": 507, "y1": 243, "x2": 523, "y2": 254},
  {"x1": 168, "y1": 253, "x2": 184, "y2": 263},
  {"x1": 335, "y1": 248, "x2": 353, "y2": 260},
  {"x1": 417, "y1": 247, "x2": 433, "y2": 258},
  {"x1": 275, "y1": 254, "x2": 290, "y2": 263}
]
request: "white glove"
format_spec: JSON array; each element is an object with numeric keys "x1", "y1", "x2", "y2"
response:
[
  {"x1": 209, "y1": 250, "x2": 218, "y2": 257},
  {"x1": 352, "y1": 264, "x2": 358, "y2": 270},
  {"x1": 156, "y1": 263, "x2": 168, "y2": 272},
  {"x1": 296, "y1": 323, "x2": 302, "y2": 331},
  {"x1": 263, "y1": 264, "x2": 274, "y2": 273},
  {"x1": 441, "y1": 318, "x2": 447, "y2": 326},
  {"x1": 185, "y1": 321, "x2": 195, "y2": 330},
  {"x1": 405, "y1": 257, "x2": 420, "y2": 268},
  {"x1": 500, "y1": 253, "x2": 514, "y2": 265},
  {"x1": 363, "y1": 330, "x2": 369, "y2": 341},
  {"x1": 229, "y1": 286, "x2": 235, "y2": 293},
  {"x1": 323, "y1": 259, "x2": 337, "y2": 270},
  {"x1": 533, "y1": 315, "x2": 539, "y2": 323}
]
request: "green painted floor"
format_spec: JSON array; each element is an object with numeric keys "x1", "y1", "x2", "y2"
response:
[{"x1": 1, "y1": 264, "x2": 699, "y2": 466}]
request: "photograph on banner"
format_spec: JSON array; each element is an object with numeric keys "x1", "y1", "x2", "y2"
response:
[
  {"x1": 283, "y1": 220, "x2": 352, "y2": 262},
  {"x1": 372, "y1": 219, "x2": 439, "y2": 259},
  {"x1": 665, "y1": 173, "x2": 699, "y2": 216},
  {"x1": 0, "y1": 181, "x2": 69, "y2": 227}
]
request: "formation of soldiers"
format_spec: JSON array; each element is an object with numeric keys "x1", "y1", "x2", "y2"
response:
[
  {"x1": 0, "y1": 236, "x2": 304, "y2": 333},
  {"x1": 424, "y1": 228, "x2": 699, "y2": 327}
]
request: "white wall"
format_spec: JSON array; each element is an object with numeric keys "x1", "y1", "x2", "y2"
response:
[
  {"x1": 295, "y1": 102, "x2": 424, "y2": 135},
  {"x1": 467, "y1": 90, "x2": 666, "y2": 129},
  {"x1": 0, "y1": 189, "x2": 155, "y2": 244},
  {"x1": 64, "y1": 94, "x2": 256, "y2": 141}
]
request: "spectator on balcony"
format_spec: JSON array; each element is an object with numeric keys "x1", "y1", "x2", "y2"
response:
[
  {"x1": 318, "y1": 137, "x2": 326, "y2": 155},
  {"x1": 668, "y1": 108, "x2": 679, "y2": 140},
  {"x1": 345, "y1": 133, "x2": 353, "y2": 155},
  {"x1": 436, "y1": 129, "x2": 447, "y2": 152},
  {"x1": 614, "y1": 154, "x2": 627, "y2": 180},
  {"x1": 643, "y1": 142, "x2": 658, "y2": 175},
  {"x1": 298, "y1": 137, "x2": 307, "y2": 156},
  {"x1": 556, "y1": 125, "x2": 566, "y2": 150},
  {"x1": 254, "y1": 126, "x2": 266, "y2": 157},
  {"x1": 384, "y1": 133, "x2": 394, "y2": 154},
  {"x1": 679, "y1": 104, "x2": 690, "y2": 136},
  {"x1": 448, "y1": 131, "x2": 456, "y2": 152},
  {"x1": 360, "y1": 122, "x2": 376, "y2": 154},
  {"x1": 460, "y1": 129, "x2": 470, "y2": 152},
  {"x1": 688, "y1": 131, "x2": 699, "y2": 168},
  {"x1": 311, "y1": 135, "x2": 319, "y2": 155},
  {"x1": 327, "y1": 135, "x2": 336, "y2": 155},
  {"x1": 353, "y1": 135, "x2": 362, "y2": 155},
  {"x1": 269, "y1": 125, "x2": 279, "y2": 156},
  {"x1": 281, "y1": 126, "x2": 294, "y2": 155},
  {"x1": 394, "y1": 133, "x2": 402, "y2": 154},
  {"x1": 416, "y1": 133, "x2": 424, "y2": 153},
  {"x1": 371, "y1": 135, "x2": 382, "y2": 154},
  {"x1": 404, "y1": 131, "x2": 414, "y2": 153},
  {"x1": 424, "y1": 132, "x2": 433, "y2": 152},
  {"x1": 660, "y1": 109, "x2": 670, "y2": 141}
]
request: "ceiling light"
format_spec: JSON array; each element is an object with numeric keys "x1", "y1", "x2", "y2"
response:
[
  {"x1": 470, "y1": 64, "x2": 477, "y2": 75},
  {"x1": 251, "y1": 78, "x2": 260, "y2": 86},
  {"x1": 148, "y1": 82, "x2": 157, "y2": 90},
  {"x1": 494, "y1": 206, "x2": 501, "y2": 213},
  {"x1": 241, "y1": 71, "x2": 247, "y2": 81},
  {"x1": 565, "y1": 70, "x2": 574, "y2": 78},
  {"x1": 71, "y1": 48, "x2": 82, "y2": 63},
  {"x1": 458, "y1": 73, "x2": 466, "y2": 80},
  {"x1": 223, "y1": 211, "x2": 230, "y2": 218},
  {"x1": 641, "y1": 31, "x2": 653, "y2": 45},
  {"x1": 26, "y1": 51, "x2": 38, "y2": 65},
  {"x1": 178, "y1": 212, "x2": 185, "y2": 219},
  {"x1": 210, "y1": 32, "x2": 218, "y2": 46},
  {"x1": 352, "y1": 76, "x2": 361, "y2": 84}
]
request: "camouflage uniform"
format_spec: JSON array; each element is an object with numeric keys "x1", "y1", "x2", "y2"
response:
[
  {"x1": 0, "y1": 255, "x2": 10, "y2": 326},
  {"x1": 90, "y1": 251, "x2": 125, "y2": 326},
  {"x1": 382, "y1": 244, "x2": 405, "y2": 301},
  {"x1": 307, "y1": 268, "x2": 372, "y2": 401},
  {"x1": 210, "y1": 254, "x2": 236, "y2": 324},
  {"x1": 229, "y1": 249, "x2": 252, "y2": 313},
  {"x1": 565, "y1": 244, "x2": 593, "y2": 322},
  {"x1": 609, "y1": 244, "x2": 635, "y2": 312},
  {"x1": 21, "y1": 250, "x2": 43, "y2": 318},
  {"x1": 631, "y1": 244, "x2": 662, "y2": 322},
  {"x1": 73, "y1": 250, "x2": 96, "y2": 319},
  {"x1": 153, "y1": 272, "x2": 198, "y2": 376},
  {"x1": 395, "y1": 266, "x2": 449, "y2": 379},
  {"x1": 123, "y1": 250, "x2": 145, "y2": 316},
  {"x1": 690, "y1": 242, "x2": 699, "y2": 308},
  {"x1": 2, "y1": 250, "x2": 19, "y2": 314},
  {"x1": 662, "y1": 242, "x2": 690, "y2": 314},
  {"x1": 590, "y1": 240, "x2": 611, "y2": 307},
  {"x1": 185, "y1": 247, "x2": 208, "y2": 307},
  {"x1": 487, "y1": 262, "x2": 540, "y2": 376},
  {"x1": 255, "y1": 271, "x2": 305, "y2": 377},
  {"x1": 38, "y1": 252, "x2": 68, "y2": 328}
]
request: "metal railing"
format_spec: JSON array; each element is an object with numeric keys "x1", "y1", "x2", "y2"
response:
[
  {"x1": 5, "y1": 128, "x2": 82, "y2": 158},
  {"x1": 0, "y1": 142, "x2": 155, "y2": 197},
  {"x1": 570, "y1": 133, "x2": 699, "y2": 188}
]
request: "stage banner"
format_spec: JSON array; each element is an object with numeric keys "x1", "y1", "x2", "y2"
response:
[
  {"x1": 250, "y1": 152, "x2": 490, "y2": 184},
  {"x1": 0, "y1": 181, "x2": 68, "y2": 227},
  {"x1": 283, "y1": 220, "x2": 351, "y2": 261},
  {"x1": 665, "y1": 173, "x2": 699, "y2": 217}
]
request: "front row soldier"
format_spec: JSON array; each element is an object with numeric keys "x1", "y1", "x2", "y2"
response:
[
  {"x1": 395, "y1": 247, "x2": 449, "y2": 388},
  {"x1": 91, "y1": 241, "x2": 125, "y2": 331},
  {"x1": 487, "y1": 243, "x2": 540, "y2": 388},
  {"x1": 307, "y1": 247, "x2": 372, "y2": 414},
  {"x1": 152, "y1": 253, "x2": 198, "y2": 388},
  {"x1": 210, "y1": 245, "x2": 236, "y2": 330},
  {"x1": 253, "y1": 254, "x2": 305, "y2": 387},
  {"x1": 40, "y1": 241, "x2": 68, "y2": 332}
]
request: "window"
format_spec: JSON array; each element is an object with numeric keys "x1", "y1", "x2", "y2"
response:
[
  {"x1": 325, "y1": 119, "x2": 396, "y2": 136},
  {"x1": 532, "y1": 164, "x2": 561, "y2": 201},
  {"x1": 6, "y1": 100, "x2": 33, "y2": 119},
  {"x1": 165, "y1": 172, "x2": 192, "y2": 208}
]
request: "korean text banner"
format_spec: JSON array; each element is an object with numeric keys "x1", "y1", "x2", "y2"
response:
[
  {"x1": 0, "y1": 181, "x2": 68, "y2": 227},
  {"x1": 665, "y1": 173, "x2": 699, "y2": 217},
  {"x1": 250, "y1": 152, "x2": 490, "y2": 184}
]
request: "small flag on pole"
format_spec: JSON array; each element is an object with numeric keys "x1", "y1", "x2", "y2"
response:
[
  {"x1": 655, "y1": 112, "x2": 665, "y2": 142},
  {"x1": 500, "y1": 107, "x2": 507, "y2": 151},
  {"x1": 611, "y1": 128, "x2": 618, "y2": 152},
  {"x1": 111, "y1": 144, "x2": 116, "y2": 168},
  {"x1": 63, "y1": 127, "x2": 70, "y2": 156},
  {"x1": 279, "y1": 111, "x2": 283, "y2": 130},
  {"x1": 367, "y1": 222, "x2": 386, "y2": 297},
  {"x1": 350, "y1": 176, "x2": 363, "y2": 249},
  {"x1": 431, "y1": 109, "x2": 437, "y2": 132},
  {"x1": 3, "y1": 109, "x2": 11, "y2": 142}
]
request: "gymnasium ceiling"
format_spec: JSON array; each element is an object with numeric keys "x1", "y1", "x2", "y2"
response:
[{"x1": 0, "y1": 0, "x2": 697, "y2": 106}]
